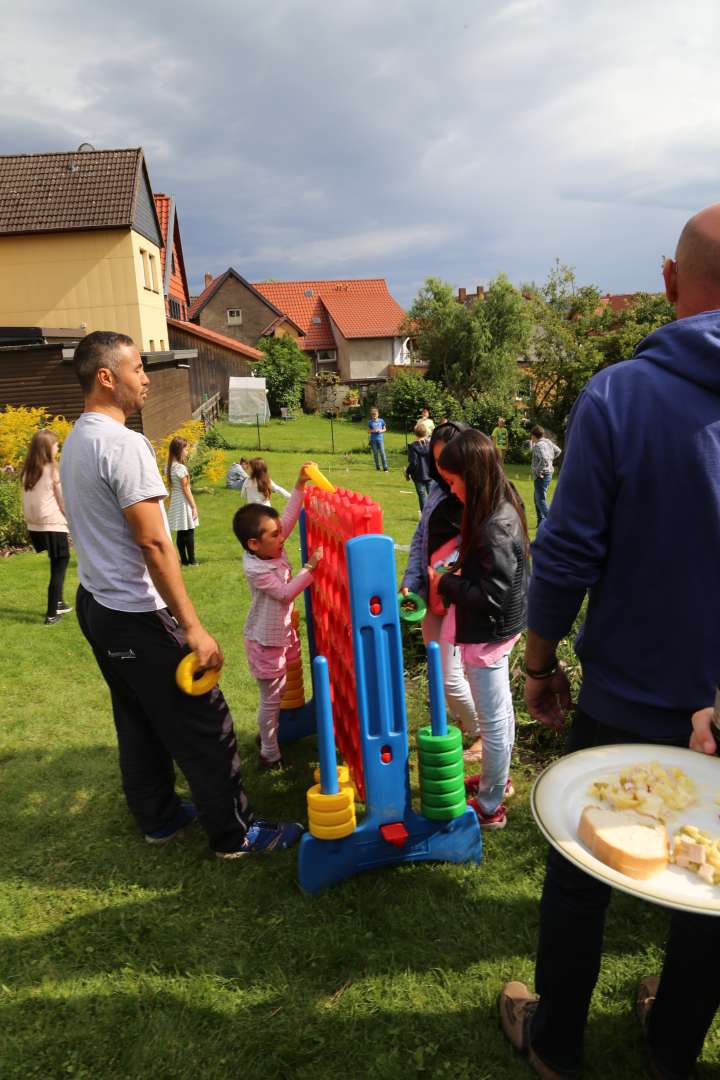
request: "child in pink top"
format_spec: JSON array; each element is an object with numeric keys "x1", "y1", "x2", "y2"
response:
[{"x1": 232, "y1": 462, "x2": 323, "y2": 769}]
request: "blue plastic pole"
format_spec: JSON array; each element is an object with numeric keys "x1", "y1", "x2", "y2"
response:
[
  {"x1": 313, "y1": 655, "x2": 339, "y2": 794},
  {"x1": 427, "y1": 641, "x2": 448, "y2": 737}
]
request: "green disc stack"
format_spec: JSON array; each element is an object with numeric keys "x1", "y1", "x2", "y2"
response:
[{"x1": 417, "y1": 724, "x2": 466, "y2": 820}]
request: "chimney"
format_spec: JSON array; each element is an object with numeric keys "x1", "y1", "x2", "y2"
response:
[
  {"x1": 476, "y1": 286, "x2": 485, "y2": 299},
  {"x1": 458, "y1": 287, "x2": 467, "y2": 301},
  {"x1": 204, "y1": 272, "x2": 214, "y2": 288}
]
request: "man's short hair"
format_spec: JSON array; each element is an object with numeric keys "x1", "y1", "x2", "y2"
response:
[
  {"x1": 531, "y1": 425, "x2": 545, "y2": 438},
  {"x1": 73, "y1": 331, "x2": 135, "y2": 393},
  {"x1": 232, "y1": 503, "x2": 279, "y2": 550}
]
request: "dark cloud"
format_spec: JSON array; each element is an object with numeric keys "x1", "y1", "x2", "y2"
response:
[{"x1": 1, "y1": 0, "x2": 716, "y2": 302}]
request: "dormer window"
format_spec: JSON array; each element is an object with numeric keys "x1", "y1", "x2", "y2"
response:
[
  {"x1": 312, "y1": 315, "x2": 322, "y2": 325},
  {"x1": 304, "y1": 289, "x2": 313, "y2": 297}
]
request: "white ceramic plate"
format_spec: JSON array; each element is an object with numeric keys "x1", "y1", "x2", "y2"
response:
[{"x1": 531, "y1": 743, "x2": 720, "y2": 915}]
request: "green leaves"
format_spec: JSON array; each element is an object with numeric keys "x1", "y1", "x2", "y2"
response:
[{"x1": 256, "y1": 336, "x2": 311, "y2": 416}]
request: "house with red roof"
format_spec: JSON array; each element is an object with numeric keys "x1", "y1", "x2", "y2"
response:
[
  {"x1": 251, "y1": 277, "x2": 409, "y2": 384},
  {"x1": 188, "y1": 268, "x2": 305, "y2": 351}
]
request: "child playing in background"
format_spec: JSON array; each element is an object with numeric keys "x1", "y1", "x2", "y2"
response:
[
  {"x1": 405, "y1": 419, "x2": 432, "y2": 512},
  {"x1": 233, "y1": 463, "x2": 323, "y2": 769},
  {"x1": 21, "y1": 429, "x2": 72, "y2": 624},
  {"x1": 491, "y1": 417, "x2": 508, "y2": 463},
  {"x1": 166, "y1": 437, "x2": 199, "y2": 567},
  {"x1": 433, "y1": 428, "x2": 530, "y2": 830},
  {"x1": 242, "y1": 457, "x2": 291, "y2": 506},
  {"x1": 367, "y1": 407, "x2": 389, "y2": 471}
]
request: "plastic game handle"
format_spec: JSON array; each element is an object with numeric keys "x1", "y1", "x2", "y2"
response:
[
  {"x1": 313, "y1": 655, "x2": 340, "y2": 794},
  {"x1": 304, "y1": 463, "x2": 336, "y2": 493},
  {"x1": 427, "y1": 641, "x2": 448, "y2": 737}
]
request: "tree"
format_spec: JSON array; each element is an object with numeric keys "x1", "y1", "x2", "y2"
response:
[
  {"x1": 378, "y1": 369, "x2": 449, "y2": 424},
  {"x1": 256, "y1": 336, "x2": 311, "y2": 416}
]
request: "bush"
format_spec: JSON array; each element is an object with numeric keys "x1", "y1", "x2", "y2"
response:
[
  {"x1": 0, "y1": 475, "x2": 28, "y2": 547},
  {"x1": 256, "y1": 336, "x2": 311, "y2": 415},
  {"x1": 0, "y1": 406, "x2": 73, "y2": 469},
  {"x1": 378, "y1": 370, "x2": 450, "y2": 425}
]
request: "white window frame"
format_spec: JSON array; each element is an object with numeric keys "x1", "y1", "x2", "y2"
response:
[{"x1": 227, "y1": 308, "x2": 243, "y2": 325}]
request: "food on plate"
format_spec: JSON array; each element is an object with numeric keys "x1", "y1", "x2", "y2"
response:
[
  {"x1": 671, "y1": 825, "x2": 720, "y2": 885},
  {"x1": 578, "y1": 805, "x2": 669, "y2": 879},
  {"x1": 588, "y1": 762, "x2": 696, "y2": 821}
]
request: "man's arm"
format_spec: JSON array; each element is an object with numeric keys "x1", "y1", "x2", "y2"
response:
[{"x1": 123, "y1": 498, "x2": 222, "y2": 671}]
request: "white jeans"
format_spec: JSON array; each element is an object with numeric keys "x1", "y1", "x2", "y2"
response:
[
  {"x1": 464, "y1": 656, "x2": 515, "y2": 815},
  {"x1": 422, "y1": 611, "x2": 480, "y2": 735}
]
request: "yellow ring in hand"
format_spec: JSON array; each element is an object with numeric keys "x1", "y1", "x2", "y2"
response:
[{"x1": 175, "y1": 651, "x2": 221, "y2": 696}]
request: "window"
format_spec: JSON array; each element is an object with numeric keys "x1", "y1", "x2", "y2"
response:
[
  {"x1": 227, "y1": 308, "x2": 243, "y2": 325},
  {"x1": 312, "y1": 315, "x2": 322, "y2": 325},
  {"x1": 160, "y1": 339, "x2": 165, "y2": 351},
  {"x1": 304, "y1": 288, "x2": 313, "y2": 297},
  {"x1": 149, "y1": 339, "x2": 155, "y2": 351},
  {"x1": 140, "y1": 248, "x2": 152, "y2": 290},
  {"x1": 169, "y1": 298, "x2": 182, "y2": 320},
  {"x1": 149, "y1": 253, "x2": 159, "y2": 292},
  {"x1": 317, "y1": 350, "x2": 336, "y2": 361},
  {"x1": 171, "y1": 253, "x2": 176, "y2": 275}
]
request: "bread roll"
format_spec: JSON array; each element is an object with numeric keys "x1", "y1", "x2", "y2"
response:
[{"x1": 578, "y1": 805, "x2": 669, "y2": 880}]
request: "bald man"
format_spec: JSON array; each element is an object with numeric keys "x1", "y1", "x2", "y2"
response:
[{"x1": 500, "y1": 205, "x2": 720, "y2": 1079}]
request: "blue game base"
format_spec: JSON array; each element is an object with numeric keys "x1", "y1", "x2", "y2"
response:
[
  {"x1": 298, "y1": 806, "x2": 482, "y2": 894},
  {"x1": 277, "y1": 700, "x2": 316, "y2": 746}
]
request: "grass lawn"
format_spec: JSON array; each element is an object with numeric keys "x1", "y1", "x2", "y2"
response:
[{"x1": 2, "y1": 415, "x2": 718, "y2": 1079}]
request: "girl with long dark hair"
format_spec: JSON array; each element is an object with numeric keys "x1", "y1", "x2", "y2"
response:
[
  {"x1": 241, "y1": 457, "x2": 291, "y2": 506},
  {"x1": 435, "y1": 428, "x2": 529, "y2": 829},
  {"x1": 166, "y1": 437, "x2": 199, "y2": 566},
  {"x1": 21, "y1": 429, "x2": 72, "y2": 624}
]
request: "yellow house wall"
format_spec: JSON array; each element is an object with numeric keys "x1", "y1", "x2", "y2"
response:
[{"x1": 0, "y1": 229, "x2": 168, "y2": 351}]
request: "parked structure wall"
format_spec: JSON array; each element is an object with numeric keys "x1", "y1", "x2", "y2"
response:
[{"x1": 0, "y1": 229, "x2": 168, "y2": 352}]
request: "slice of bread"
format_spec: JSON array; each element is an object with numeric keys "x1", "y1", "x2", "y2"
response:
[{"x1": 578, "y1": 805, "x2": 669, "y2": 880}]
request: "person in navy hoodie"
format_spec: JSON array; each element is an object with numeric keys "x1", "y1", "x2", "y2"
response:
[{"x1": 500, "y1": 204, "x2": 720, "y2": 1080}]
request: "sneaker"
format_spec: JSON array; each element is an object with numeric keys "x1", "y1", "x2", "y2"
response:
[
  {"x1": 499, "y1": 981, "x2": 567, "y2": 1079},
  {"x1": 464, "y1": 775, "x2": 515, "y2": 799},
  {"x1": 257, "y1": 754, "x2": 283, "y2": 772},
  {"x1": 215, "y1": 820, "x2": 304, "y2": 859},
  {"x1": 44, "y1": 614, "x2": 61, "y2": 625},
  {"x1": 56, "y1": 601, "x2": 73, "y2": 613},
  {"x1": 144, "y1": 802, "x2": 198, "y2": 845},
  {"x1": 468, "y1": 798, "x2": 507, "y2": 829}
]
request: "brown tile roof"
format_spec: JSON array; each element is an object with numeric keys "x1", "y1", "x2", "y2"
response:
[
  {"x1": 0, "y1": 148, "x2": 155, "y2": 236},
  {"x1": 167, "y1": 318, "x2": 263, "y2": 360},
  {"x1": 252, "y1": 278, "x2": 406, "y2": 350}
]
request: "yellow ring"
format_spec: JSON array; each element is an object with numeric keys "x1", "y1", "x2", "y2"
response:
[
  {"x1": 175, "y1": 652, "x2": 221, "y2": 696},
  {"x1": 309, "y1": 817, "x2": 356, "y2": 840},
  {"x1": 307, "y1": 783, "x2": 353, "y2": 812}
]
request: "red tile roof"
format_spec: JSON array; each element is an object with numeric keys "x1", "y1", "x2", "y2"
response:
[
  {"x1": 0, "y1": 148, "x2": 159, "y2": 236},
  {"x1": 154, "y1": 193, "x2": 190, "y2": 310},
  {"x1": 154, "y1": 194, "x2": 170, "y2": 277},
  {"x1": 167, "y1": 319, "x2": 263, "y2": 361},
  {"x1": 252, "y1": 278, "x2": 406, "y2": 351}
]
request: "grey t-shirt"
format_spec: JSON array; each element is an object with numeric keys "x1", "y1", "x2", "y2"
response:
[{"x1": 60, "y1": 412, "x2": 170, "y2": 612}]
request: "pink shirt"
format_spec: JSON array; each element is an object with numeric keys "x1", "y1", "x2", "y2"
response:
[
  {"x1": 440, "y1": 603, "x2": 519, "y2": 668},
  {"x1": 243, "y1": 487, "x2": 314, "y2": 647},
  {"x1": 22, "y1": 463, "x2": 68, "y2": 533}
]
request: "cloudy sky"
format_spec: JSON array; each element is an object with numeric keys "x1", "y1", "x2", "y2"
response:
[{"x1": 2, "y1": 0, "x2": 719, "y2": 305}]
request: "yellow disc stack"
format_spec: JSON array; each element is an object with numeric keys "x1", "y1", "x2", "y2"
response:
[
  {"x1": 280, "y1": 608, "x2": 305, "y2": 710},
  {"x1": 307, "y1": 766, "x2": 356, "y2": 840}
]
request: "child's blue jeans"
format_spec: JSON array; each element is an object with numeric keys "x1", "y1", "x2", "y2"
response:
[
  {"x1": 370, "y1": 438, "x2": 388, "y2": 470},
  {"x1": 463, "y1": 655, "x2": 515, "y2": 814}
]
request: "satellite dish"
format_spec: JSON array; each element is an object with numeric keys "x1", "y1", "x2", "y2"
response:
[{"x1": 77, "y1": 142, "x2": 96, "y2": 152}]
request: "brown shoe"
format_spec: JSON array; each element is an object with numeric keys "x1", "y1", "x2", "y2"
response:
[
  {"x1": 636, "y1": 974, "x2": 660, "y2": 1034},
  {"x1": 499, "y1": 981, "x2": 569, "y2": 1079}
]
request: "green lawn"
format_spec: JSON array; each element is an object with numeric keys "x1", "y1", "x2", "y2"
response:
[{"x1": 2, "y1": 416, "x2": 717, "y2": 1079}]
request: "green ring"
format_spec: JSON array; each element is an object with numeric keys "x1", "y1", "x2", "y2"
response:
[
  {"x1": 420, "y1": 789, "x2": 468, "y2": 809},
  {"x1": 420, "y1": 776, "x2": 465, "y2": 797},
  {"x1": 421, "y1": 799, "x2": 468, "y2": 821},
  {"x1": 417, "y1": 725, "x2": 462, "y2": 753},
  {"x1": 418, "y1": 747, "x2": 463, "y2": 768},
  {"x1": 418, "y1": 762, "x2": 464, "y2": 781},
  {"x1": 397, "y1": 591, "x2": 427, "y2": 623}
]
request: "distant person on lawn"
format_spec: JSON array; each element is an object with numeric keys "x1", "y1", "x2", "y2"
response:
[
  {"x1": 490, "y1": 417, "x2": 508, "y2": 463},
  {"x1": 367, "y1": 407, "x2": 389, "y2": 471},
  {"x1": 21, "y1": 429, "x2": 72, "y2": 625},
  {"x1": 60, "y1": 331, "x2": 303, "y2": 859},
  {"x1": 529, "y1": 425, "x2": 561, "y2": 527},
  {"x1": 226, "y1": 457, "x2": 250, "y2": 490},
  {"x1": 405, "y1": 419, "x2": 432, "y2": 511},
  {"x1": 418, "y1": 407, "x2": 435, "y2": 434},
  {"x1": 500, "y1": 205, "x2": 720, "y2": 1079}
]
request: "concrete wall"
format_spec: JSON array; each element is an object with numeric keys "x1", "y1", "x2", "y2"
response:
[
  {"x1": 0, "y1": 229, "x2": 168, "y2": 352},
  {"x1": 346, "y1": 337, "x2": 394, "y2": 381},
  {"x1": 198, "y1": 278, "x2": 302, "y2": 347}
]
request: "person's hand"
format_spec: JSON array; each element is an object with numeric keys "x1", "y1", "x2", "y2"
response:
[
  {"x1": 192, "y1": 506, "x2": 198, "y2": 522},
  {"x1": 400, "y1": 586, "x2": 410, "y2": 597},
  {"x1": 307, "y1": 546, "x2": 324, "y2": 571},
  {"x1": 299, "y1": 461, "x2": 317, "y2": 485},
  {"x1": 690, "y1": 707, "x2": 717, "y2": 755},
  {"x1": 185, "y1": 624, "x2": 224, "y2": 675},
  {"x1": 524, "y1": 665, "x2": 572, "y2": 730}
]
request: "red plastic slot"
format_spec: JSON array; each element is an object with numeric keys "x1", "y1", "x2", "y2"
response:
[{"x1": 380, "y1": 822, "x2": 409, "y2": 848}]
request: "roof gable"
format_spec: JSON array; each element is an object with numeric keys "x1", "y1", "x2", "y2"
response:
[
  {"x1": 252, "y1": 278, "x2": 405, "y2": 347},
  {"x1": 154, "y1": 193, "x2": 190, "y2": 303},
  {"x1": 188, "y1": 268, "x2": 302, "y2": 333},
  {"x1": 0, "y1": 147, "x2": 163, "y2": 243}
]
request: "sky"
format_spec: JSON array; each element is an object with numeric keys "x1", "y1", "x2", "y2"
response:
[{"x1": 2, "y1": 0, "x2": 720, "y2": 307}]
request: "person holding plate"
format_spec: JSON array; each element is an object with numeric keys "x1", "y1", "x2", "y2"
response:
[{"x1": 500, "y1": 205, "x2": 720, "y2": 1079}]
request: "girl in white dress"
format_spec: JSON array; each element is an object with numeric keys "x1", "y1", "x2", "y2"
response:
[{"x1": 166, "y1": 437, "x2": 199, "y2": 566}]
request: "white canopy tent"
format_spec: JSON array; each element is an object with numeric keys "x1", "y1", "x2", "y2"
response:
[{"x1": 228, "y1": 376, "x2": 270, "y2": 425}]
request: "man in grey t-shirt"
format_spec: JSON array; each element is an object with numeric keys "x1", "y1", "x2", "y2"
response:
[{"x1": 61, "y1": 331, "x2": 302, "y2": 858}]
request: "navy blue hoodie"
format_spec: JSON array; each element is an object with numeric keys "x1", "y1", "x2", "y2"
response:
[{"x1": 529, "y1": 311, "x2": 720, "y2": 738}]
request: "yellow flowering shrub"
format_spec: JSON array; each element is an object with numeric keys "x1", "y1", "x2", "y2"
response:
[
  {"x1": 0, "y1": 406, "x2": 49, "y2": 469},
  {"x1": 204, "y1": 449, "x2": 227, "y2": 484}
]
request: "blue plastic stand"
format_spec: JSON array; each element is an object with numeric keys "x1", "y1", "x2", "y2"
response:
[
  {"x1": 277, "y1": 510, "x2": 316, "y2": 746},
  {"x1": 298, "y1": 534, "x2": 482, "y2": 893}
]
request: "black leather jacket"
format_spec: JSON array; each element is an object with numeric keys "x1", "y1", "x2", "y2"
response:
[{"x1": 437, "y1": 501, "x2": 529, "y2": 644}]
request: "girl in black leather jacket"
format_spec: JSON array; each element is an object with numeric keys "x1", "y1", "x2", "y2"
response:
[{"x1": 433, "y1": 429, "x2": 530, "y2": 830}]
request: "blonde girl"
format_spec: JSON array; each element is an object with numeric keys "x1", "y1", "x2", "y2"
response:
[
  {"x1": 21, "y1": 429, "x2": 72, "y2": 624},
  {"x1": 166, "y1": 437, "x2": 199, "y2": 566}
]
